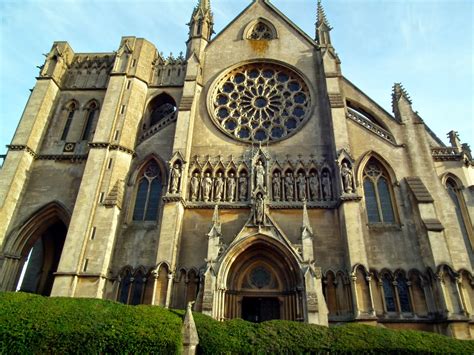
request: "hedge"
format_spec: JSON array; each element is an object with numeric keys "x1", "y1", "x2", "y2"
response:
[
  {"x1": 193, "y1": 313, "x2": 474, "y2": 354},
  {"x1": 0, "y1": 292, "x2": 182, "y2": 354},
  {"x1": 1, "y1": 293, "x2": 473, "y2": 354}
]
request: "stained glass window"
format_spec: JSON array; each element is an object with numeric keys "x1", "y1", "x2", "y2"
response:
[
  {"x1": 363, "y1": 159, "x2": 396, "y2": 224},
  {"x1": 132, "y1": 161, "x2": 162, "y2": 221}
]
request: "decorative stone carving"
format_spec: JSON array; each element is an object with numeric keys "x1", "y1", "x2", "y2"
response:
[
  {"x1": 239, "y1": 173, "x2": 248, "y2": 201},
  {"x1": 202, "y1": 173, "x2": 213, "y2": 202},
  {"x1": 255, "y1": 160, "x2": 265, "y2": 190},
  {"x1": 254, "y1": 193, "x2": 265, "y2": 225},
  {"x1": 341, "y1": 162, "x2": 354, "y2": 193},
  {"x1": 208, "y1": 63, "x2": 311, "y2": 143},
  {"x1": 272, "y1": 172, "x2": 281, "y2": 201},
  {"x1": 309, "y1": 173, "x2": 320, "y2": 201},
  {"x1": 190, "y1": 173, "x2": 200, "y2": 201},
  {"x1": 214, "y1": 172, "x2": 224, "y2": 202},
  {"x1": 284, "y1": 172, "x2": 295, "y2": 201},
  {"x1": 170, "y1": 164, "x2": 182, "y2": 193},
  {"x1": 226, "y1": 173, "x2": 236, "y2": 202},
  {"x1": 322, "y1": 171, "x2": 332, "y2": 201},
  {"x1": 297, "y1": 173, "x2": 307, "y2": 201}
]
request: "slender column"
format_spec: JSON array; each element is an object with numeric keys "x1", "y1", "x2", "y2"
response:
[
  {"x1": 406, "y1": 281, "x2": 416, "y2": 316},
  {"x1": 366, "y1": 275, "x2": 376, "y2": 316},
  {"x1": 165, "y1": 273, "x2": 173, "y2": 308},
  {"x1": 455, "y1": 276, "x2": 467, "y2": 316},
  {"x1": 350, "y1": 275, "x2": 360, "y2": 317},
  {"x1": 379, "y1": 281, "x2": 387, "y2": 315}
]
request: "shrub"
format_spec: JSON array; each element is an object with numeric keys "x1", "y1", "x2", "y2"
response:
[
  {"x1": 1, "y1": 293, "x2": 473, "y2": 354},
  {"x1": 0, "y1": 292, "x2": 182, "y2": 354}
]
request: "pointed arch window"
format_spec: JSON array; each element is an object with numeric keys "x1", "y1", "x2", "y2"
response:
[
  {"x1": 81, "y1": 101, "x2": 99, "y2": 141},
  {"x1": 363, "y1": 159, "x2": 396, "y2": 224},
  {"x1": 118, "y1": 268, "x2": 146, "y2": 305},
  {"x1": 382, "y1": 274, "x2": 396, "y2": 312},
  {"x1": 446, "y1": 177, "x2": 472, "y2": 248},
  {"x1": 133, "y1": 161, "x2": 163, "y2": 221},
  {"x1": 61, "y1": 102, "x2": 77, "y2": 141},
  {"x1": 396, "y1": 274, "x2": 411, "y2": 313},
  {"x1": 247, "y1": 22, "x2": 275, "y2": 40}
]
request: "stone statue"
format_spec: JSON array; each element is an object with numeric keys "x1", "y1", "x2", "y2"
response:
[
  {"x1": 202, "y1": 173, "x2": 213, "y2": 202},
  {"x1": 284, "y1": 172, "x2": 294, "y2": 201},
  {"x1": 226, "y1": 173, "x2": 236, "y2": 202},
  {"x1": 190, "y1": 173, "x2": 200, "y2": 201},
  {"x1": 309, "y1": 172, "x2": 320, "y2": 201},
  {"x1": 170, "y1": 164, "x2": 181, "y2": 193},
  {"x1": 255, "y1": 193, "x2": 264, "y2": 224},
  {"x1": 214, "y1": 172, "x2": 224, "y2": 202},
  {"x1": 255, "y1": 160, "x2": 265, "y2": 189},
  {"x1": 322, "y1": 171, "x2": 332, "y2": 201},
  {"x1": 341, "y1": 162, "x2": 354, "y2": 193},
  {"x1": 297, "y1": 173, "x2": 307, "y2": 201},
  {"x1": 272, "y1": 172, "x2": 281, "y2": 201},
  {"x1": 239, "y1": 173, "x2": 248, "y2": 201}
]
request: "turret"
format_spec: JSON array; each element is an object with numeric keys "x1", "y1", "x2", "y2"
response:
[
  {"x1": 315, "y1": 0, "x2": 332, "y2": 46},
  {"x1": 186, "y1": 0, "x2": 214, "y2": 58}
]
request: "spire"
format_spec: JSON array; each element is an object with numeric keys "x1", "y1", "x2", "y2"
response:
[
  {"x1": 188, "y1": 0, "x2": 214, "y2": 41},
  {"x1": 315, "y1": 0, "x2": 332, "y2": 45},
  {"x1": 207, "y1": 204, "x2": 221, "y2": 239},
  {"x1": 392, "y1": 83, "x2": 412, "y2": 106},
  {"x1": 301, "y1": 201, "x2": 313, "y2": 238}
]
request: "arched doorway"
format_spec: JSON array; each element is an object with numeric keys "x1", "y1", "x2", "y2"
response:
[
  {"x1": 223, "y1": 238, "x2": 303, "y2": 322},
  {"x1": 0, "y1": 202, "x2": 70, "y2": 295},
  {"x1": 17, "y1": 221, "x2": 67, "y2": 296}
]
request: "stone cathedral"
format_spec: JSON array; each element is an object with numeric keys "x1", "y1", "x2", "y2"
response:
[{"x1": 0, "y1": 0, "x2": 473, "y2": 339}]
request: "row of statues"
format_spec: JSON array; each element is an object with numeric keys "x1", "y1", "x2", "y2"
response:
[
  {"x1": 169, "y1": 156, "x2": 355, "y2": 202},
  {"x1": 190, "y1": 172, "x2": 249, "y2": 202},
  {"x1": 272, "y1": 171, "x2": 333, "y2": 202}
]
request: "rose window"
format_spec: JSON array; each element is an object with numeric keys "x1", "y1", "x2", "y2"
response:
[{"x1": 209, "y1": 63, "x2": 311, "y2": 143}]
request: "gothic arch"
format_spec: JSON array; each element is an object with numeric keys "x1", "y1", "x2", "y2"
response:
[
  {"x1": 127, "y1": 154, "x2": 169, "y2": 187},
  {"x1": 1, "y1": 201, "x2": 70, "y2": 294},
  {"x1": 243, "y1": 18, "x2": 278, "y2": 40},
  {"x1": 127, "y1": 156, "x2": 167, "y2": 222},
  {"x1": 357, "y1": 152, "x2": 399, "y2": 224},
  {"x1": 217, "y1": 234, "x2": 304, "y2": 321},
  {"x1": 356, "y1": 151, "x2": 398, "y2": 186}
]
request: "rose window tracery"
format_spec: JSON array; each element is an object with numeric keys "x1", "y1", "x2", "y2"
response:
[{"x1": 209, "y1": 63, "x2": 311, "y2": 143}]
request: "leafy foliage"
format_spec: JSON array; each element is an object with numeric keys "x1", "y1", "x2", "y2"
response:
[
  {"x1": 0, "y1": 292, "x2": 182, "y2": 354},
  {"x1": 1, "y1": 293, "x2": 473, "y2": 354}
]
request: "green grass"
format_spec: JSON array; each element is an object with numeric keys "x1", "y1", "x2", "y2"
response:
[{"x1": 1, "y1": 292, "x2": 473, "y2": 354}]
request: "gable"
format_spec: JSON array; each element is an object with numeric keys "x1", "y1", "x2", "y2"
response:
[{"x1": 205, "y1": 0, "x2": 317, "y2": 77}]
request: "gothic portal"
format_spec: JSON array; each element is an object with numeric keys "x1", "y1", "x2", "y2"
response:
[{"x1": 0, "y1": 0, "x2": 473, "y2": 339}]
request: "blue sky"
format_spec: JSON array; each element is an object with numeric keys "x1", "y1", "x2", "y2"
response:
[{"x1": 0, "y1": 0, "x2": 472, "y2": 153}]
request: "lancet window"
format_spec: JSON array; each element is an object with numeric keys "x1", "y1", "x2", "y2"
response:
[
  {"x1": 132, "y1": 161, "x2": 163, "y2": 221},
  {"x1": 61, "y1": 101, "x2": 77, "y2": 141},
  {"x1": 362, "y1": 159, "x2": 396, "y2": 224},
  {"x1": 81, "y1": 101, "x2": 99, "y2": 141},
  {"x1": 118, "y1": 268, "x2": 146, "y2": 305}
]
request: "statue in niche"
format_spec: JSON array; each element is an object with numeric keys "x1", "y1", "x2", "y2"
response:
[
  {"x1": 214, "y1": 172, "x2": 224, "y2": 202},
  {"x1": 170, "y1": 164, "x2": 181, "y2": 193},
  {"x1": 297, "y1": 173, "x2": 307, "y2": 201},
  {"x1": 322, "y1": 171, "x2": 332, "y2": 201},
  {"x1": 190, "y1": 173, "x2": 200, "y2": 201},
  {"x1": 341, "y1": 162, "x2": 354, "y2": 193},
  {"x1": 309, "y1": 172, "x2": 320, "y2": 201},
  {"x1": 226, "y1": 173, "x2": 236, "y2": 202},
  {"x1": 255, "y1": 193, "x2": 264, "y2": 225},
  {"x1": 272, "y1": 172, "x2": 281, "y2": 201},
  {"x1": 284, "y1": 172, "x2": 294, "y2": 201},
  {"x1": 239, "y1": 172, "x2": 248, "y2": 201},
  {"x1": 202, "y1": 173, "x2": 213, "y2": 202},
  {"x1": 255, "y1": 160, "x2": 265, "y2": 189}
]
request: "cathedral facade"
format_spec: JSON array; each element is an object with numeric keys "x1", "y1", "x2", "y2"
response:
[{"x1": 0, "y1": 0, "x2": 473, "y2": 338}]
